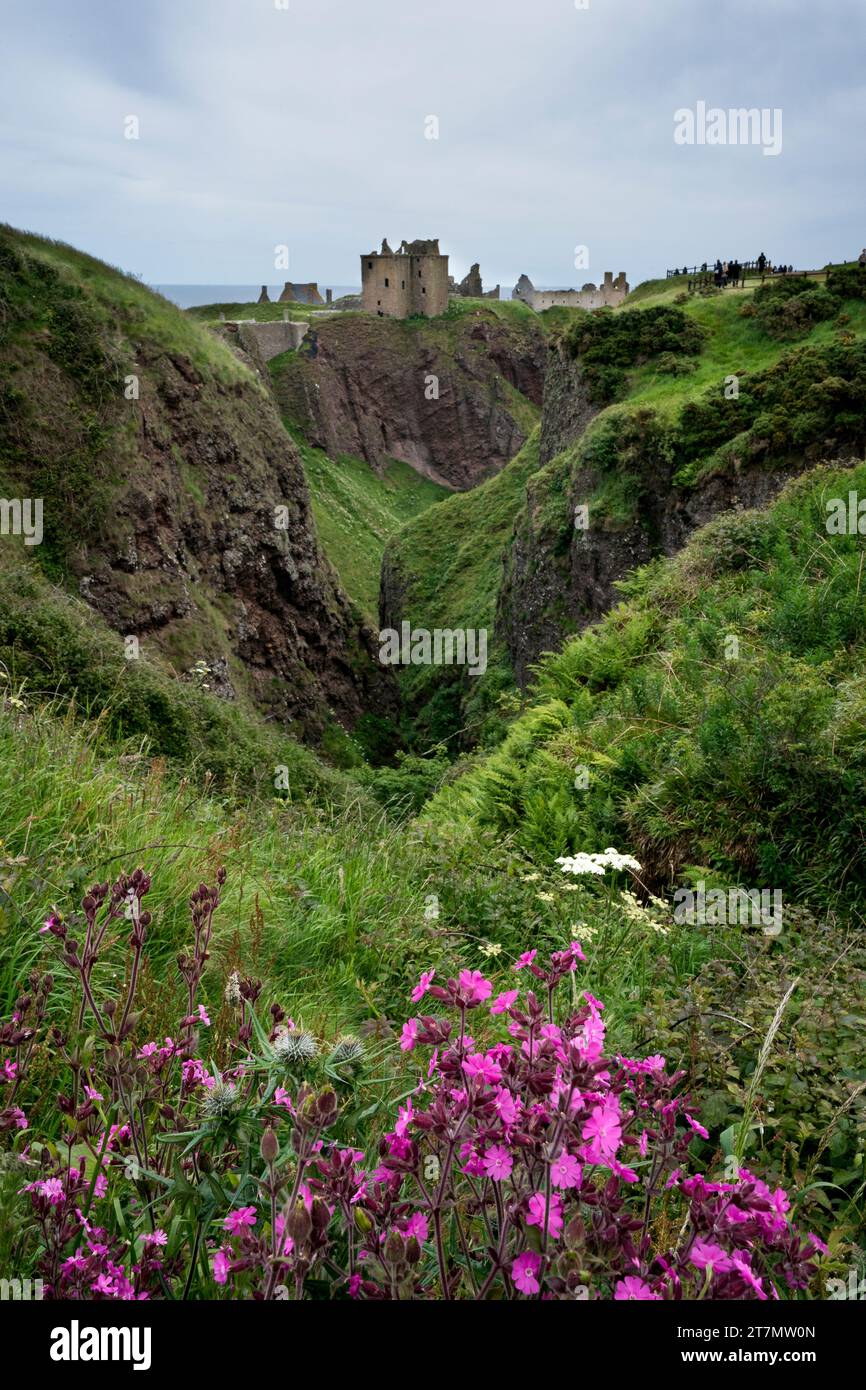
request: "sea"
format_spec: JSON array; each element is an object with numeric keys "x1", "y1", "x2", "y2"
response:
[
  {"x1": 155, "y1": 284, "x2": 523, "y2": 308},
  {"x1": 155, "y1": 285, "x2": 361, "y2": 308}
]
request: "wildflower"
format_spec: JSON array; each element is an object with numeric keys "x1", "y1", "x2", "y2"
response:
[
  {"x1": 274, "y1": 1086, "x2": 293, "y2": 1110},
  {"x1": 479, "y1": 942, "x2": 503, "y2": 958},
  {"x1": 550, "y1": 1151, "x2": 582, "y2": 1190},
  {"x1": 213, "y1": 1249, "x2": 231, "y2": 1285},
  {"x1": 581, "y1": 1097, "x2": 622, "y2": 1162},
  {"x1": 615, "y1": 1276, "x2": 659, "y2": 1300},
  {"x1": 401, "y1": 1212, "x2": 428, "y2": 1243},
  {"x1": 197, "y1": 1004, "x2": 211, "y2": 1026},
  {"x1": 556, "y1": 853, "x2": 605, "y2": 877},
  {"x1": 685, "y1": 1112, "x2": 709, "y2": 1140},
  {"x1": 411, "y1": 969, "x2": 436, "y2": 1004},
  {"x1": 493, "y1": 1086, "x2": 520, "y2": 1126},
  {"x1": 491, "y1": 989, "x2": 519, "y2": 1015},
  {"x1": 39, "y1": 1177, "x2": 65, "y2": 1204},
  {"x1": 223, "y1": 1206, "x2": 257, "y2": 1236},
  {"x1": 400, "y1": 1019, "x2": 419, "y2": 1052},
  {"x1": 462, "y1": 1052, "x2": 502, "y2": 1086},
  {"x1": 514, "y1": 950, "x2": 537, "y2": 971},
  {"x1": 143, "y1": 1229, "x2": 168, "y2": 1246},
  {"x1": 527, "y1": 1191, "x2": 563, "y2": 1239},
  {"x1": 224, "y1": 971, "x2": 242, "y2": 1007},
  {"x1": 84, "y1": 1084, "x2": 104, "y2": 1102},
  {"x1": 482, "y1": 1145, "x2": 513, "y2": 1182},
  {"x1": 457, "y1": 969, "x2": 492, "y2": 1006},
  {"x1": 537, "y1": 892, "x2": 555, "y2": 904},
  {"x1": 512, "y1": 1250, "x2": 542, "y2": 1295},
  {"x1": 689, "y1": 1239, "x2": 733, "y2": 1273}
]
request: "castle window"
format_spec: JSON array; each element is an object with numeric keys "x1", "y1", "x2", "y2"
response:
[
  {"x1": 384, "y1": 277, "x2": 389, "y2": 287},
  {"x1": 401, "y1": 280, "x2": 405, "y2": 289},
  {"x1": 368, "y1": 261, "x2": 373, "y2": 269},
  {"x1": 422, "y1": 286, "x2": 426, "y2": 294}
]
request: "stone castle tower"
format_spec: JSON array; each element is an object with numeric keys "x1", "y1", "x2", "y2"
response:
[{"x1": 361, "y1": 238, "x2": 449, "y2": 319}]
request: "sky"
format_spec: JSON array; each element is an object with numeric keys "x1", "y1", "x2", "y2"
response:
[{"x1": 1, "y1": 0, "x2": 864, "y2": 290}]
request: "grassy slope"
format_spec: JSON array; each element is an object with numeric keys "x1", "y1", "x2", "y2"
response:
[
  {"x1": 285, "y1": 429, "x2": 449, "y2": 620},
  {"x1": 424, "y1": 460, "x2": 866, "y2": 908}
]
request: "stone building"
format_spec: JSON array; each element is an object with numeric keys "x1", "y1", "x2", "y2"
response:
[
  {"x1": 278, "y1": 282, "x2": 324, "y2": 305},
  {"x1": 361, "y1": 238, "x2": 449, "y2": 318},
  {"x1": 513, "y1": 271, "x2": 629, "y2": 311}
]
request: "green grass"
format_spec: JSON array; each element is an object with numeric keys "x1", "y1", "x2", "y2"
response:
[
  {"x1": 186, "y1": 300, "x2": 348, "y2": 325},
  {"x1": 2, "y1": 226, "x2": 251, "y2": 384},
  {"x1": 286, "y1": 430, "x2": 449, "y2": 619}
]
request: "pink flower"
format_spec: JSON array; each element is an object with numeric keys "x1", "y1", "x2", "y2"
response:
[
  {"x1": 348, "y1": 1272, "x2": 362, "y2": 1299},
  {"x1": 213, "y1": 1249, "x2": 230, "y2": 1285},
  {"x1": 197, "y1": 1004, "x2": 211, "y2": 1026},
  {"x1": 493, "y1": 1086, "x2": 520, "y2": 1126},
  {"x1": 402, "y1": 1212, "x2": 428, "y2": 1243},
  {"x1": 400, "y1": 1018, "x2": 419, "y2": 1051},
  {"x1": 3, "y1": 1059, "x2": 18, "y2": 1082},
  {"x1": 615, "y1": 1276, "x2": 659, "y2": 1300},
  {"x1": 550, "y1": 1151, "x2": 582, "y2": 1189},
  {"x1": 490, "y1": 989, "x2": 519, "y2": 1015},
  {"x1": 685, "y1": 1112, "x2": 709, "y2": 1140},
  {"x1": 690, "y1": 1239, "x2": 733, "y2": 1273},
  {"x1": 639, "y1": 1129, "x2": 649, "y2": 1157},
  {"x1": 91, "y1": 1273, "x2": 117, "y2": 1296},
  {"x1": 512, "y1": 1249, "x2": 542, "y2": 1295},
  {"x1": 462, "y1": 1052, "x2": 501, "y2": 1086},
  {"x1": 411, "y1": 970, "x2": 435, "y2": 1004},
  {"x1": 93, "y1": 1173, "x2": 108, "y2": 1199},
  {"x1": 274, "y1": 1086, "x2": 293, "y2": 1110},
  {"x1": 514, "y1": 950, "x2": 537, "y2": 971},
  {"x1": 482, "y1": 1144, "x2": 514, "y2": 1182},
  {"x1": 223, "y1": 1205, "x2": 257, "y2": 1235},
  {"x1": 143, "y1": 1229, "x2": 168, "y2": 1246},
  {"x1": 84, "y1": 1084, "x2": 104, "y2": 1102},
  {"x1": 38, "y1": 1177, "x2": 65, "y2": 1205},
  {"x1": 527, "y1": 1191, "x2": 563, "y2": 1239},
  {"x1": 581, "y1": 1096, "x2": 622, "y2": 1162},
  {"x1": 583, "y1": 991, "x2": 604, "y2": 1010},
  {"x1": 457, "y1": 969, "x2": 492, "y2": 1005},
  {"x1": 394, "y1": 1098, "x2": 414, "y2": 1137}
]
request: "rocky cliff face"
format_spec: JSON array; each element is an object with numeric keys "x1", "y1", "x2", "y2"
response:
[
  {"x1": 270, "y1": 310, "x2": 546, "y2": 491},
  {"x1": 0, "y1": 229, "x2": 396, "y2": 739}
]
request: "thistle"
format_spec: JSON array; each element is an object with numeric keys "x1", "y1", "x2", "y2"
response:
[
  {"x1": 273, "y1": 1027, "x2": 318, "y2": 1066},
  {"x1": 200, "y1": 1081, "x2": 240, "y2": 1121},
  {"x1": 329, "y1": 1035, "x2": 364, "y2": 1068}
]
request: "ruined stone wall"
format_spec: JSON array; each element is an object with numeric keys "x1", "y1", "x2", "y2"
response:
[{"x1": 513, "y1": 272, "x2": 629, "y2": 312}]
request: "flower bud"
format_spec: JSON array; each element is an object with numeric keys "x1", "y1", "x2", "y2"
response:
[{"x1": 260, "y1": 1127, "x2": 279, "y2": 1165}]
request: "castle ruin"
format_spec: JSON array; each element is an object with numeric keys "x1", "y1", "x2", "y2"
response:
[
  {"x1": 448, "y1": 262, "x2": 500, "y2": 300},
  {"x1": 361, "y1": 238, "x2": 449, "y2": 319},
  {"x1": 513, "y1": 271, "x2": 629, "y2": 312}
]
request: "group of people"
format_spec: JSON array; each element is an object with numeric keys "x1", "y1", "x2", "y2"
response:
[{"x1": 671, "y1": 253, "x2": 795, "y2": 287}]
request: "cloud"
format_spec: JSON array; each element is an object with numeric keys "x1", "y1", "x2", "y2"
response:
[{"x1": 2, "y1": 0, "x2": 864, "y2": 287}]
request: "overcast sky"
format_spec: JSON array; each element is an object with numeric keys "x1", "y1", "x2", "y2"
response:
[{"x1": 1, "y1": 0, "x2": 864, "y2": 290}]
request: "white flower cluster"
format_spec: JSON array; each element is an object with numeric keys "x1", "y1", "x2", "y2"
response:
[{"x1": 555, "y1": 848, "x2": 642, "y2": 876}]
